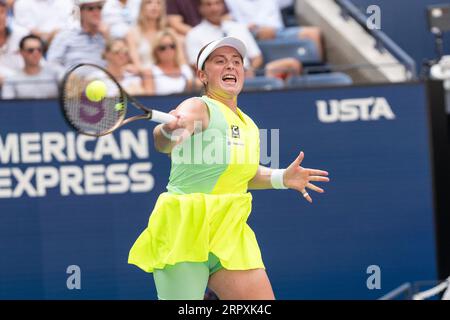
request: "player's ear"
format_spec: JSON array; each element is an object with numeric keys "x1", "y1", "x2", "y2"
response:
[{"x1": 197, "y1": 69, "x2": 208, "y2": 86}]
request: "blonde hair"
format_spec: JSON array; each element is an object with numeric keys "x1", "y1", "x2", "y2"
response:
[
  {"x1": 102, "y1": 38, "x2": 127, "y2": 59},
  {"x1": 151, "y1": 29, "x2": 182, "y2": 67},
  {"x1": 137, "y1": 0, "x2": 167, "y2": 32}
]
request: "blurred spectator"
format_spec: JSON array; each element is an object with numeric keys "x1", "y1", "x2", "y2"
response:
[
  {"x1": 102, "y1": 0, "x2": 141, "y2": 38},
  {"x1": 0, "y1": 0, "x2": 28, "y2": 85},
  {"x1": 167, "y1": 0, "x2": 228, "y2": 36},
  {"x1": 167, "y1": 0, "x2": 201, "y2": 36},
  {"x1": 102, "y1": 37, "x2": 150, "y2": 95},
  {"x1": 277, "y1": 0, "x2": 298, "y2": 27},
  {"x1": 13, "y1": 0, "x2": 76, "y2": 49},
  {"x1": 126, "y1": 0, "x2": 169, "y2": 70},
  {"x1": 186, "y1": 0, "x2": 301, "y2": 79},
  {"x1": 47, "y1": 0, "x2": 107, "y2": 70},
  {"x1": 225, "y1": 0, "x2": 323, "y2": 59},
  {"x1": 147, "y1": 29, "x2": 194, "y2": 95},
  {"x1": 4, "y1": 0, "x2": 13, "y2": 18},
  {"x1": 2, "y1": 35, "x2": 62, "y2": 99}
]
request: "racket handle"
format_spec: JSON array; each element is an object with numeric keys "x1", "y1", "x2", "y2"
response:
[{"x1": 150, "y1": 110, "x2": 176, "y2": 124}]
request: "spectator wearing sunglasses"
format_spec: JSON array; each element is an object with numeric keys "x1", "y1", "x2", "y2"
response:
[
  {"x1": 47, "y1": 0, "x2": 107, "y2": 70},
  {"x1": 2, "y1": 34, "x2": 62, "y2": 99},
  {"x1": 147, "y1": 29, "x2": 194, "y2": 95},
  {"x1": 127, "y1": 0, "x2": 169, "y2": 72}
]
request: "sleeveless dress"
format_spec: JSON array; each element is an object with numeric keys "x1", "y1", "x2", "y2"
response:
[{"x1": 128, "y1": 96, "x2": 265, "y2": 272}]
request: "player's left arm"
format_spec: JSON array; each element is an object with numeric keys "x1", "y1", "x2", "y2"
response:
[{"x1": 247, "y1": 152, "x2": 330, "y2": 203}]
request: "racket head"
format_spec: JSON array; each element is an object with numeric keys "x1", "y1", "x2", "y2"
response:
[{"x1": 60, "y1": 63, "x2": 127, "y2": 137}]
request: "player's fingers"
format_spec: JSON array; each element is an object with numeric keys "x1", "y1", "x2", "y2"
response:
[
  {"x1": 299, "y1": 189, "x2": 312, "y2": 203},
  {"x1": 306, "y1": 169, "x2": 329, "y2": 176},
  {"x1": 308, "y1": 176, "x2": 330, "y2": 182},
  {"x1": 307, "y1": 183, "x2": 324, "y2": 193},
  {"x1": 293, "y1": 151, "x2": 304, "y2": 166}
]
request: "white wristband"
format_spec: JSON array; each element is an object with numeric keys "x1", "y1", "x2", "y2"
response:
[
  {"x1": 271, "y1": 169, "x2": 288, "y2": 189},
  {"x1": 160, "y1": 125, "x2": 177, "y2": 142}
]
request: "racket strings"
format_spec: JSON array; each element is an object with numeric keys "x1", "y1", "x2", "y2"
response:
[{"x1": 62, "y1": 64, "x2": 125, "y2": 136}]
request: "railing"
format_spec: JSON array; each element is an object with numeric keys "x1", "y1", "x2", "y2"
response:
[{"x1": 335, "y1": 0, "x2": 418, "y2": 80}]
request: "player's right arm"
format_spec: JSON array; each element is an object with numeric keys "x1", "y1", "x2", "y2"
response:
[{"x1": 154, "y1": 97, "x2": 209, "y2": 154}]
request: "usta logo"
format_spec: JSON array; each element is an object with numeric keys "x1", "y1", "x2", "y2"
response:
[{"x1": 316, "y1": 97, "x2": 396, "y2": 123}]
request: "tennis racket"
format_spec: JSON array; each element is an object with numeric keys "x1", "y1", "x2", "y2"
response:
[{"x1": 60, "y1": 63, "x2": 176, "y2": 137}]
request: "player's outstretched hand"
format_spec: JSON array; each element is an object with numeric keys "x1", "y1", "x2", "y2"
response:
[{"x1": 283, "y1": 151, "x2": 330, "y2": 203}]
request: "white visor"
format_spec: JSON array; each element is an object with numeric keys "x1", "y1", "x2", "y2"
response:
[{"x1": 196, "y1": 36, "x2": 247, "y2": 70}]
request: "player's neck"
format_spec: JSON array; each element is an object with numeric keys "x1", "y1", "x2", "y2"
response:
[{"x1": 207, "y1": 92, "x2": 238, "y2": 113}]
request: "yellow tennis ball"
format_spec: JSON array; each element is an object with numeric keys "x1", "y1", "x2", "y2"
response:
[
  {"x1": 115, "y1": 102, "x2": 124, "y2": 111},
  {"x1": 85, "y1": 80, "x2": 107, "y2": 102}
]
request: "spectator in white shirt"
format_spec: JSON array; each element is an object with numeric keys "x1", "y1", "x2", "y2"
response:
[
  {"x1": 0, "y1": 0, "x2": 29, "y2": 86},
  {"x1": 186, "y1": 0, "x2": 301, "y2": 79},
  {"x1": 2, "y1": 34, "x2": 62, "y2": 99},
  {"x1": 47, "y1": 0, "x2": 107, "y2": 70},
  {"x1": 147, "y1": 29, "x2": 194, "y2": 95},
  {"x1": 13, "y1": 0, "x2": 76, "y2": 48},
  {"x1": 225, "y1": 0, "x2": 323, "y2": 59},
  {"x1": 102, "y1": 0, "x2": 141, "y2": 38}
]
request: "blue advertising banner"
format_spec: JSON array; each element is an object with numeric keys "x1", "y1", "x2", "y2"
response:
[{"x1": 0, "y1": 82, "x2": 438, "y2": 299}]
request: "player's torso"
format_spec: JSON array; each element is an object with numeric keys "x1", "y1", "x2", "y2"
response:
[{"x1": 167, "y1": 96, "x2": 260, "y2": 195}]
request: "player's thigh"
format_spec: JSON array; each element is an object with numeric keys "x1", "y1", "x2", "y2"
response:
[
  {"x1": 207, "y1": 268, "x2": 275, "y2": 300},
  {"x1": 153, "y1": 261, "x2": 209, "y2": 300}
]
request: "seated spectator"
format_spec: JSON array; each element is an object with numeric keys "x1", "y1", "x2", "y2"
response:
[
  {"x1": 186, "y1": 0, "x2": 301, "y2": 79},
  {"x1": 167, "y1": 0, "x2": 229, "y2": 36},
  {"x1": 13, "y1": 0, "x2": 77, "y2": 49},
  {"x1": 225, "y1": 0, "x2": 323, "y2": 59},
  {"x1": 102, "y1": 37, "x2": 150, "y2": 95},
  {"x1": 2, "y1": 35, "x2": 62, "y2": 99},
  {"x1": 127, "y1": 0, "x2": 177, "y2": 71},
  {"x1": 47, "y1": 0, "x2": 107, "y2": 70},
  {"x1": 147, "y1": 29, "x2": 194, "y2": 95},
  {"x1": 0, "y1": 0, "x2": 29, "y2": 85},
  {"x1": 102, "y1": 0, "x2": 141, "y2": 38}
]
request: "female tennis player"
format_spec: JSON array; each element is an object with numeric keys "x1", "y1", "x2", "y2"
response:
[{"x1": 128, "y1": 36, "x2": 330, "y2": 300}]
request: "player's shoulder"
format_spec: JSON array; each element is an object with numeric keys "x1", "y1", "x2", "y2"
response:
[{"x1": 177, "y1": 96, "x2": 208, "y2": 113}]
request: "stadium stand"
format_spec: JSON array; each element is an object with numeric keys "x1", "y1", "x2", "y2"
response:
[
  {"x1": 242, "y1": 76, "x2": 285, "y2": 92},
  {"x1": 286, "y1": 72, "x2": 353, "y2": 88}
]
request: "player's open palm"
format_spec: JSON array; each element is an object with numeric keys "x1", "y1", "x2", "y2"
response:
[{"x1": 283, "y1": 151, "x2": 330, "y2": 203}]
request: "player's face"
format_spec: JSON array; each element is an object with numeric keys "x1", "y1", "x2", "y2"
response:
[{"x1": 201, "y1": 46, "x2": 244, "y2": 97}]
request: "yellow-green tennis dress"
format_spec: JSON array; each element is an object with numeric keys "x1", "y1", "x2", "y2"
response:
[{"x1": 128, "y1": 96, "x2": 264, "y2": 273}]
